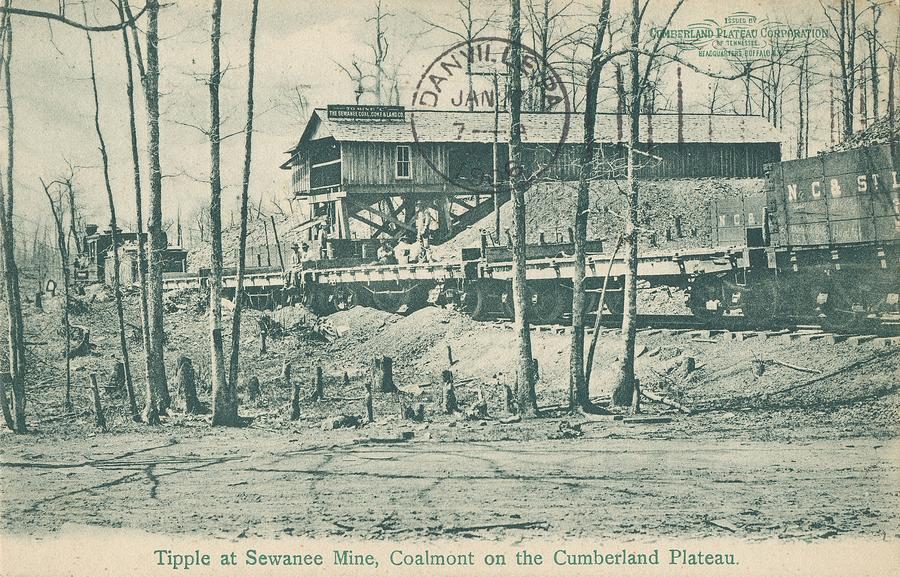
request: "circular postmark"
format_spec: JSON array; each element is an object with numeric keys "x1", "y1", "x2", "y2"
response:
[{"x1": 410, "y1": 36, "x2": 571, "y2": 194}]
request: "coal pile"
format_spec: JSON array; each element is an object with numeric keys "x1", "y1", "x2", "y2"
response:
[
  {"x1": 438, "y1": 178, "x2": 766, "y2": 256},
  {"x1": 832, "y1": 116, "x2": 898, "y2": 152}
]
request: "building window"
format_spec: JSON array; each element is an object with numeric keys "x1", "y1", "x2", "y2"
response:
[{"x1": 395, "y1": 145, "x2": 411, "y2": 179}]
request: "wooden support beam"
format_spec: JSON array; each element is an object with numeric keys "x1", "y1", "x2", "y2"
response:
[
  {"x1": 349, "y1": 212, "x2": 398, "y2": 239},
  {"x1": 347, "y1": 199, "x2": 416, "y2": 233},
  {"x1": 449, "y1": 197, "x2": 476, "y2": 211}
]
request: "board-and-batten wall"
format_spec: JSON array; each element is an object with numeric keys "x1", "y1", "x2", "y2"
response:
[{"x1": 342, "y1": 142, "x2": 447, "y2": 187}]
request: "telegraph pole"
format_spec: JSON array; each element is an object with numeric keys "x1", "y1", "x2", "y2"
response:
[{"x1": 492, "y1": 69, "x2": 500, "y2": 243}]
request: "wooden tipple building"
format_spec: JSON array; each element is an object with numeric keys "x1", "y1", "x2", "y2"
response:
[{"x1": 281, "y1": 105, "x2": 781, "y2": 247}]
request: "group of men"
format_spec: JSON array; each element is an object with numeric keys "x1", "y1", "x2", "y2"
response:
[
  {"x1": 376, "y1": 200, "x2": 440, "y2": 265},
  {"x1": 291, "y1": 200, "x2": 442, "y2": 266}
]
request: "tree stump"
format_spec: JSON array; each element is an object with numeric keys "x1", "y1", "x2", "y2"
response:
[
  {"x1": 675, "y1": 356, "x2": 696, "y2": 379},
  {"x1": 342, "y1": 372, "x2": 351, "y2": 389},
  {"x1": 612, "y1": 370, "x2": 634, "y2": 407},
  {"x1": 247, "y1": 376, "x2": 261, "y2": 401},
  {"x1": 290, "y1": 382, "x2": 301, "y2": 420},
  {"x1": 399, "y1": 393, "x2": 425, "y2": 421},
  {"x1": 176, "y1": 356, "x2": 204, "y2": 414},
  {"x1": 280, "y1": 360, "x2": 291, "y2": 388},
  {"x1": 90, "y1": 373, "x2": 107, "y2": 432},
  {"x1": 105, "y1": 361, "x2": 126, "y2": 396},
  {"x1": 441, "y1": 370, "x2": 458, "y2": 414},
  {"x1": 446, "y1": 345, "x2": 454, "y2": 367},
  {"x1": 68, "y1": 327, "x2": 91, "y2": 358},
  {"x1": 371, "y1": 356, "x2": 396, "y2": 393},
  {"x1": 473, "y1": 386, "x2": 488, "y2": 418},
  {"x1": 364, "y1": 380, "x2": 374, "y2": 423},
  {"x1": 311, "y1": 366, "x2": 324, "y2": 401},
  {"x1": 503, "y1": 384, "x2": 515, "y2": 413},
  {"x1": 630, "y1": 378, "x2": 641, "y2": 415}
]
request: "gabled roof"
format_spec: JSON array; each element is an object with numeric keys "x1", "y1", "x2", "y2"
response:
[{"x1": 282, "y1": 107, "x2": 782, "y2": 167}]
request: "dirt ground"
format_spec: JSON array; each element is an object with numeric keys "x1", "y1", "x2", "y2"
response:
[{"x1": 1, "y1": 289, "x2": 899, "y2": 540}]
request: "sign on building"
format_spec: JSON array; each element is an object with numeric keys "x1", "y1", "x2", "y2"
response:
[{"x1": 327, "y1": 104, "x2": 405, "y2": 121}]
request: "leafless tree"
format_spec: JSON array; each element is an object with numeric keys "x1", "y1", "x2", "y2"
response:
[
  {"x1": 225, "y1": 0, "x2": 261, "y2": 426},
  {"x1": 418, "y1": 0, "x2": 501, "y2": 110},
  {"x1": 208, "y1": 0, "x2": 232, "y2": 426},
  {"x1": 524, "y1": 0, "x2": 585, "y2": 111},
  {"x1": 821, "y1": 0, "x2": 860, "y2": 140},
  {"x1": 0, "y1": 2, "x2": 25, "y2": 432},
  {"x1": 508, "y1": 0, "x2": 538, "y2": 417},
  {"x1": 569, "y1": 0, "x2": 611, "y2": 414},
  {"x1": 40, "y1": 179, "x2": 72, "y2": 416},
  {"x1": 124, "y1": 0, "x2": 172, "y2": 422},
  {"x1": 339, "y1": 0, "x2": 405, "y2": 105},
  {"x1": 83, "y1": 5, "x2": 139, "y2": 419},
  {"x1": 118, "y1": 0, "x2": 152, "y2": 415}
]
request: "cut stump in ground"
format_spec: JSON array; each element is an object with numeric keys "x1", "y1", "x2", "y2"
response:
[
  {"x1": 441, "y1": 370, "x2": 458, "y2": 414},
  {"x1": 176, "y1": 356, "x2": 205, "y2": 414},
  {"x1": 247, "y1": 376, "x2": 260, "y2": 401},
  {"x1": 105, "y1": 361, "x2": 125, "y2": 396},
  {"x1": 372, "y1": 356, "x2": 396, "y2": 393},
  {"x1": 89, "y1": 373, "x2": 107, "y2": 431},
  {"x1": 280, "y1": 360, "x2": 291, "y2": 388},
  {"x1": 290, "y1": 383, "x2": 301, "y2": 421},
  {"x1": 311, "y1": 366, "x2": 324, "y2": 401}
]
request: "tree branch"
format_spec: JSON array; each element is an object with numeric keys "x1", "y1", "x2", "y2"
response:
[{"x1": 0, "y1": 3, "x2": 148, "y2": 32}]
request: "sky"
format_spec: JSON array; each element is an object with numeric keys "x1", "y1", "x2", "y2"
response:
[{"x1": 3, "y1": 0, "x2": 897, "y2": 246}]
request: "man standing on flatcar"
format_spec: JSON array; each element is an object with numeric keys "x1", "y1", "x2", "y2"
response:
[{"x1": 415, "y1": 200, "x2": 440, "y2": 262}]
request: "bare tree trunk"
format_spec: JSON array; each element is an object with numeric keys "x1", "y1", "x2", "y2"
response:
[
  {"x1": 798, "y1": 52, "x2": 805, "y2": 159},
  {"x1": 41, "y1": 180, "x2": 71, "y2": 415},
  {"x1": 208, "y1": 0, "x2": 234, "y2": 427},
  {"x1": 570, "y1": 0, "x2": 611, "y2": 414},
  {"x1": 838, "y1": 0, "x2": 856, "y2": 139},
  {"x1": 226, "y1": 0, "x2": 259, "y2": 417},
  {"x1": 118, "y1": 0, "x2": 152, "y2": 422},
  {"x1": 613, "y1": 0, "x2": 641, "y2": 411},
  {"x1": 84, "y1": 13, "x2": 138, "y2": 420},
  {"x1": 0, "y1": 7, "x2": 25, "y2": 432},
  {"x1": 830, "y1": 73, "x2": 836, "y2": 147},
  {"x1": 508, "y1": 0, "x2": 537, "y2": 417},
  {"x1": 869, "y1": 16, "x2": 880, "y2": 120},
  {"x1": 137, "y1": 0, "x2": 169, "y2": 423}
]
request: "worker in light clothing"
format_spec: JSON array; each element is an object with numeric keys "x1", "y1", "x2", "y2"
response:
[
  {"x1": 393, "y1": 235, "x2": 420, "y2": 264},
  {"x1": 415, "y1": 200, "x2": 440, "y2": 262}
]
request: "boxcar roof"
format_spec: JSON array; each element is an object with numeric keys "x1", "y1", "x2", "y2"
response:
[{"x1": 282, "y1": 108, "x2": 781, "y2": 168}]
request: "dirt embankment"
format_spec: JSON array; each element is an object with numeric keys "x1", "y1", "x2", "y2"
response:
[
  {"x1": 2, "y1": 291, "x2": 899, "y2": 541},
  {"x1": 7, "y1": 289, "x2": 898, "y2": 443},
  {"x1": 437, "y1": 178, "x2": 766, "y2": 257}
]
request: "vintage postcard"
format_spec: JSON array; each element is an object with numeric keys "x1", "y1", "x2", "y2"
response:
[{"x1": 0, "y1": 0, "x2": 898, "y2": 575}]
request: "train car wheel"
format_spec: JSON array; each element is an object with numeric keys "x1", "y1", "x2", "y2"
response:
[
  {"x1": 687, "y1": 276, "x2": 725, "y2": 320},
  {"x1": 531, "y1": 284, "x2": 566, "y2": 324},
  {"x1": 502, "y1": 283, "x2": 566, "y2": 324},
  {"x1": 372, "y1": 290, "x2": 403, "y2": 313},
  {"x1": 602, "y1": 289, "x2": 624, "y2": 315},
  {"x1": 462, "y1": 283, "x2": 490, "y2": 321},
  {"x1": 372, "y1": 285, "x2": 426, "y2": 315},
  {"x1": 331, "y1": 285, "x2": 358, "y2": 311}
]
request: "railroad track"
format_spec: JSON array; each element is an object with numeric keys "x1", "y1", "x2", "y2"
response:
[{"x1": 489, "y1": 313, "x2": 900, "y2": 342}]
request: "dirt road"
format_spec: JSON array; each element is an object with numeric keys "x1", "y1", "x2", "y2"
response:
[{"x1": 2, "y1": 429, "x2": 897, "y2": 540}]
